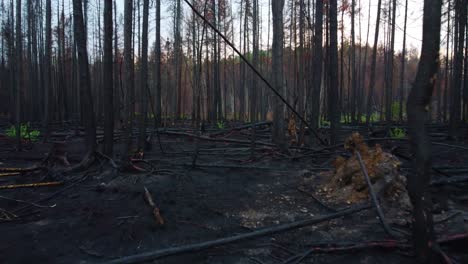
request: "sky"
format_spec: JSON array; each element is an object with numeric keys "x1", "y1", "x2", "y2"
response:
[{"x1": 109, "y1": 0, "x2": 425, "y2": 53}]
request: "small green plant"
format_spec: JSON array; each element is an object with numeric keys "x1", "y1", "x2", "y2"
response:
[
  {"x1": 6, "y1": 123, "x2": 41, "y2": 141},
  {"x1": 390, "y1": 127, "x2": 406, "y2": 139},
  {"x1": 216, "y1": 120, "x2": 226, "y2": 129}
]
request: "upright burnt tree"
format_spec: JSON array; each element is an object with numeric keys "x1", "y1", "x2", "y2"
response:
[
  {"x1": 14, "y1": 0, "x2": 21, "y2": 150},
  {"x1": 137, "y1": 0, "x2": 149, "y2": 150},
  {"x1": 271, "y1": 0, "x2": 286, "y2": 148},
  {"x1": 309, "y1": 0, "x2": 323, "y2": 144},
  {"x1": 328, "y1": 0, "x2": 339, "y2": 144},
  {"x1": 449, "y1": 0, "x2": 466, "y2": 138},
  {"x1": 122, "y1": 0, "x2": 134, "y2": 161},
  {"x1": 407, "y1": 0, "x2": 442, "y2": 261},
  {"x1": 73, "y1": 0, "x2": 96, "y2": 153},
  {"x1": 103, "y1": 0, "x2": 114, "y2": 155}
]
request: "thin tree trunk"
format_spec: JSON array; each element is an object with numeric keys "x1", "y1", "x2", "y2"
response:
[
  {"x1": 449, "y1": 0, "x2": 466, "y2": 138},
  {"x1": 155, "y1": 0, "x2": 161, "y2": 125},
  {"x1": 328, "y1": 0, "x2": 339, "y2": 144},
  {"x1": 103, "y1": 0, "x2": 114, "y2": 155},
  {"x1": 14, "y1": 0, "x2": 22, "y2": 150},
  {"x1": 137, "y1": 0, "x2": 149, "y2": 150},
  {"x1": 366, "y1": 0, "x2": 382, "y2": 125},
  {"x1": 399, "y1": 0, "x2": 408, "y2": 122},
  {"x1": 309, "y1": 0, "x2": 323, "y2": 144}
]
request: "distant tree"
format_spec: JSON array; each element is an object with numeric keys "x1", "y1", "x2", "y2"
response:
[
  {"x1": 366, "y1": 0, "x2": 382, "y2": 125},
  {"x1": 449, "y1": 0, "x2": 466, "y2": 138}
]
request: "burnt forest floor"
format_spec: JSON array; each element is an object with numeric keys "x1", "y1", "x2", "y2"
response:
[{"x1": 0, "y1": 118, "x2": 467, "y2": 264}]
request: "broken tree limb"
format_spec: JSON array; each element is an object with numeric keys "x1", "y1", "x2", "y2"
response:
[
  {"x1": 0, "y1": 181, "x2": 62, "y2": 189},
  {"x1": 355, "y1": 151, "x2": 398, "y2": 238},
  {"x1": 210, "y1": 121, "x2": 272, "y2": 137},
  {"x1": 160, "y1": 130, "x2": 276, "y2": 147},
  {"x1": 182, "y1": 0, "x2": 326, "y2": 145},
  {"x1": 143, "y1": 187, "x2": 164, "y2": 225},
  {"x1": 0, "y1": 195, "x2": 56, "y2": 208},
  {"x1": 103, "y1": 203, "x2": 371, "y2": 264}
]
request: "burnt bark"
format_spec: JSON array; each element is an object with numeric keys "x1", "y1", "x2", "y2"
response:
[
  {"x1": 406, "y1": 0, "x2": 442, "y2": 261},
  {"x1": 72, "y1": 0, "x2": 96, "y2": 152}
]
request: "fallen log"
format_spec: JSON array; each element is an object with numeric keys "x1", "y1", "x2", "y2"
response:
[{"x1": 103, "y1": 203, "x2": 371, "y2": 264}]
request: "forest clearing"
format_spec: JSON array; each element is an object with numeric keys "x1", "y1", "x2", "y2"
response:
[{"x1": 0, "y1": 0, "x2": 467, "y2": 263}]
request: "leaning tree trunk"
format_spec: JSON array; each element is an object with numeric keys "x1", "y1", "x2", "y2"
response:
[
  {"x1": 271, "y1": 0, "x2": 286, "y2": 149},
  {"x1": 103, "y1": 0, "x2": 114, "y2": 155},
  {"x1": 72, "y1": 0, "x2": 96, "y2": 153},
  {"x1": 406, "y1": 0, "x2": 442, "y2": 261}
]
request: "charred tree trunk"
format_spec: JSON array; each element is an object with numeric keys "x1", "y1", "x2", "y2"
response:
[
  {"x1": 366, "y1": 0, "x2": 382, "y2": 125},
  {"x1": 103, "y1": 0, "x2": 114, "y2": 155},
  {"x1": 328, "y1": 0, "x2": 339, "y2": 145},
  {"x1": 271, "y1": 0, "x2": 286, "y2": 149},
  {"x1": 407, "y1": 0, "x2": 442, "y2": 261},
  {"x1": 73, "y1": 0, "x2": 96, "y2": 152},
  {"x1": 449, "y1": 0, "x2": 466, "y2": 138},
  {"x1": 122, "y1": 0, "x2": 135, "y2": 161},
  {"x1": 399, "y1": 0, "x2": 408, "y2": 122},
  {"x1": 155, "y1": 0, "x2": 161, "y2": 125},
  {"x1": 43, "y1": 0, "x2": 52, "y2": 139},
  {"x1": 137, "y1": 0, "x2": 149, "y2": 150},
  {"x1": 309, "y1": 0, "x2": 323, "y2": 144},
  {"x1": 15, "y1": 0, "x2": 22, "y2": 150}
]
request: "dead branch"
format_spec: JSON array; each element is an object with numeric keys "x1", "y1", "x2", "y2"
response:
[
  {"x1": 0, "y1": 181, "x2": 62, "y2": 189},
  {"x1": 210, "y1": 121, "x2": 272, "y2": 137},
  {"x1": 143, "y1": 187, "x2": 164, "y2": 225},
  {"x1": 355, "y1": 151, "x2": 398, "y2": 238},
  {"x1": 102, "y1": 204, "x2": 371, "y2": 264},
  {"x1": 160, "y1": 131, "x2": 276, "y2": 147},
  {"x1": 0, "y1": 195, "x2": 56, "y2": 208}
]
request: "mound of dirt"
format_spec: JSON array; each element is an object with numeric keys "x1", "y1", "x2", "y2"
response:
[{"x1": 320, "y1": 133, "x2": 411, "y2": 209}]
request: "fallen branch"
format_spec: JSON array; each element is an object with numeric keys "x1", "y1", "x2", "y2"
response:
[
  {"x1": 295, "y1": 187, "x2": 337, "y2": 212},
  {"x1": 210, "y1": 121, "x2": 272, "y2": 137},
  {"x1": 282, "y1": 232, "x2": 468, "y2": 264},
  {"x1": 143, "y1": 187, "x2": 164, "y2": 225},
  {"x1": 0, "y1": 181, "x2": 62, "y2": 190},
  {"x1": 0, "y1": 172, "x2": 20, "y2": 177},
  {"x1": 0, "y1": 195, "x2": 56, "y2": 208},
  {"x1": 355, "y1": 151, "x2": 397, "y2": 238},
  {"x1": 160, "y1": 131, "x2": 276, "y2": 147},
  {"x1": 102, "y1": 203, "x2": 371, "y2": 264}
]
